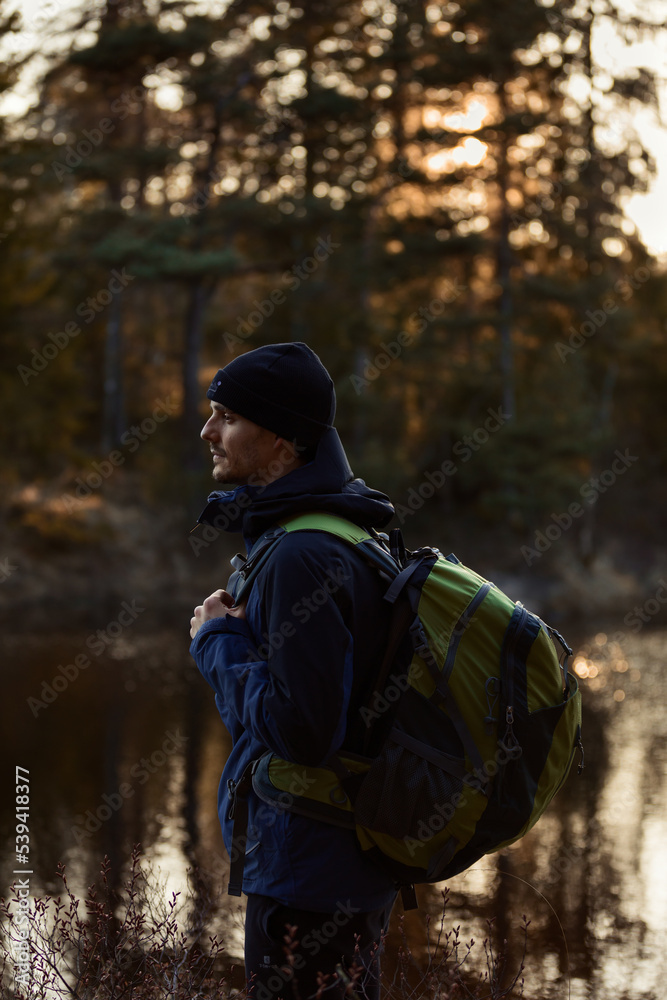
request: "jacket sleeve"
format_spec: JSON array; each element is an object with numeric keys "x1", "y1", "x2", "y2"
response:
[{"x1": 190, "y1": 537, "x2": 355, "y2": 766}]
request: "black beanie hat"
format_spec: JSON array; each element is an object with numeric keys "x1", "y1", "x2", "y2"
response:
[{"x1": 206, "y1": 342, "x2": 335, "y2": 449}]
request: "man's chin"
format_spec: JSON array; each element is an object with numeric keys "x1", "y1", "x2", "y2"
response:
[{"x1": 212, "y1": 465, "x2": 243, "y2": 486}]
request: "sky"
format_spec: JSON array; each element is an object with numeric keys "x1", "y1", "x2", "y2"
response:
[
  {"x1": 2, "y1": 0, "x2": 666, "y2": 257},
  {"x1": 586, "y1": 1, "x2": 667, "y2": 257}
]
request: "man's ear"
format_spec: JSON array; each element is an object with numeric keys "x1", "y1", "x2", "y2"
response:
[{"x1": 274, "y1": 436, "x2": 304, "y2": 464}]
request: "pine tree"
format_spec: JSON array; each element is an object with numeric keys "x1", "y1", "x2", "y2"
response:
[{"x1": 2, "y1": 0, "x2": 663, "y2": 551}]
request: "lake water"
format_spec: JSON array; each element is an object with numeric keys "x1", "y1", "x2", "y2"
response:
[{"x1": 2, "y1": 620, "x2": 666, "y2": 999}]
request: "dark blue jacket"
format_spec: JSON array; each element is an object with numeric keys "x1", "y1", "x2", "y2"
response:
[{"x1": 190, "y1": 428, "x2": 399, "y2": 911}]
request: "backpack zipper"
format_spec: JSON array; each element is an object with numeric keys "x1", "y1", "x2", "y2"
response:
[{"x1": 498, "y1": 603, "x2": 528, "y2": 761}]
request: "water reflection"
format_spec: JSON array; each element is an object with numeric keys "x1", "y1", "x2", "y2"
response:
[{"x1": 2, "y1": 625, "x2": 666, "y2": 998}]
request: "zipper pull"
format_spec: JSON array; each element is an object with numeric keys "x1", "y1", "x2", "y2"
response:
[{"x1": 498, "y1": 706, "x2": 522, "y2": 760}]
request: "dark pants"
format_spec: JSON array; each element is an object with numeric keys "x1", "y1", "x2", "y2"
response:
[{"x1": 244, "y1": 892, "x2": 396, "y2": 1000}]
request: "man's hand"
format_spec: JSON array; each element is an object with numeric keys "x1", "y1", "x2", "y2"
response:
[{"x1": 190, "y1": 589, "x2": 246, "y2": 639}]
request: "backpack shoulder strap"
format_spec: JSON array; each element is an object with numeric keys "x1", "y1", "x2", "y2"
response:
[
  {"x1": 228, "y1": 525, "x2": 287, "y2": 603},
  {"x1": 280, "y1": 512, "x2": 400, "y2": 578},
  {"x1": 279, "y1": 511, "x2": 374, "y2": 545},
  {"x1": 233, "y1": 512, "x2": 399, "y2": 605},
  {"x1": 280, "y1": 515, "x2": 426, "y2": 757}
]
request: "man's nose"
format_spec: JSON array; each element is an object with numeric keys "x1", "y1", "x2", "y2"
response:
[{"x1": 201, "y1": 416, "x2": 217, "y2": 441}]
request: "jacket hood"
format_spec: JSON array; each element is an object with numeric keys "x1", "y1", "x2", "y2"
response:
[{"x1": 196, "y1": 427, "x2": 394, "y2": 543}]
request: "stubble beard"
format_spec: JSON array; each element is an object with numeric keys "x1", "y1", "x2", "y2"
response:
[
  {"x1": 210, "y1": 435, "x2": 271, "y2": 486},
  {"x1": 212, "y1": 461, "x2": 245, "y2": 485},
  {"x1": 211, "y1": 453, "x2": 254, "y2": 486}
]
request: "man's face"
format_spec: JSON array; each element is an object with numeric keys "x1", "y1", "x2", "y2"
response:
[{"x1": 200, "y1": 402, "x2": 284, "y2": 485}]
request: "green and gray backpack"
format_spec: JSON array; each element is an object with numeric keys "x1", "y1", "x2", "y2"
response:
[{"x1": 227, "y1": 512, "x2": 583, "y2": 908}]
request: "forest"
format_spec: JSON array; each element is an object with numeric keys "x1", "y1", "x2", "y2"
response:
[{"x1": 1, "y1": 0, "x2": 666, "y2": 621}]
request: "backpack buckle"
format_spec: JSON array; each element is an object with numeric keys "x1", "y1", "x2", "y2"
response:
[
  {"x1": 226, "y1": 778, "x2": 238, "y2": 818},
  {"x1": 409, "y1": 620, "x2": 430, "y2": 656},
  {"x1": 389, "y1": 528, "x2": 407, "y2": 567}
]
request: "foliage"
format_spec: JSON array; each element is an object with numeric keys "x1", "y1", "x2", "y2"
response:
[
  {"x1": 382, "y1": 888, "x2": 529, "y2": 1000},
  {"x1": 1, "y1": 847, "x2": 242, "y2": 999},
  {"x1": 0, "y1": 854, "x2": 531, "y2": 1000},
  {"x1": 0, "y1": 0, "x2": 665, "y2": 558}
]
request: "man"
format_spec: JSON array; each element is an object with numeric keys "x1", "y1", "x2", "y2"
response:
[{"x1": 189, "y1": 342, "x2": 398, "y2": 1000}]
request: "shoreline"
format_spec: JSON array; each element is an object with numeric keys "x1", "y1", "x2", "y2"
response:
[{"x1": 2, "y1": 483, "x2": 664, "y2": 631}]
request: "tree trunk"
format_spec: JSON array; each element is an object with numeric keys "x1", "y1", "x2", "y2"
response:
[
  {"x1": 182, "y1": 280, "x2": 210, "y2": 473},
  {"x1": 101, "y1": 290, "x2": 124, "y2": 453},
  {"x1": 496, "y1": 82, "x2": 516, "y2": 421}
]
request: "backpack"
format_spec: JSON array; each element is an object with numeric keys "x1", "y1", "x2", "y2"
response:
[{"x1": 225, "y1": 512, "x2": 583, "y2": 908}]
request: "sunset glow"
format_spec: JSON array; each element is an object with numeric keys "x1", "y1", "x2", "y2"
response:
[
  {"x1": 425, "y1": 136, "x2": 489, "y2": 174},
  {"x1": 423, "y1": 98, "x2": 493, "y2": 134}
]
